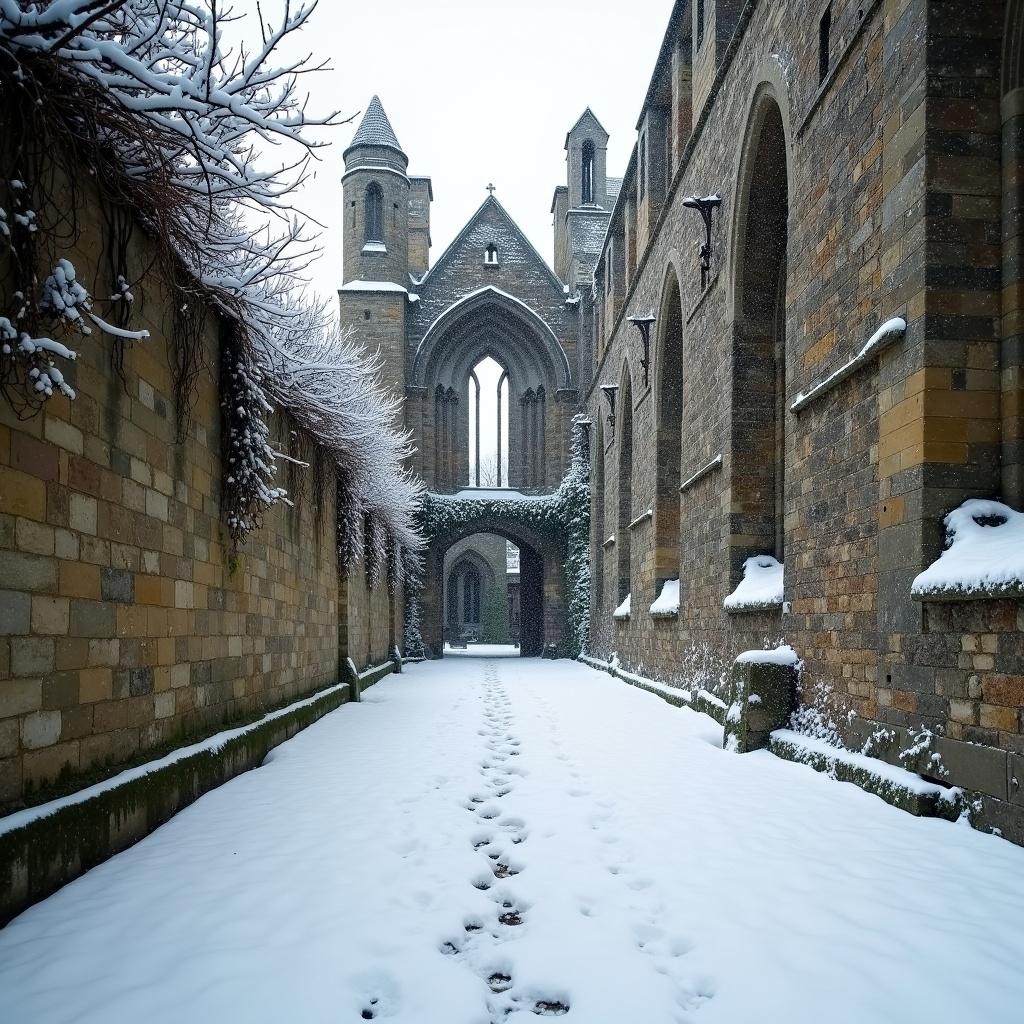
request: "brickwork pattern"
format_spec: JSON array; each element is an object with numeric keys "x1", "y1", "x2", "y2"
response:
[
  {"x1": 584, "y1": 0, "x2": 1023, "y2": 823},
  {"x1": 0, "y1": 179, "x2": 395, "y2": 809}
]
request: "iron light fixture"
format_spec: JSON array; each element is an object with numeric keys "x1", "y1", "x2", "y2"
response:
[
  {"x1": 681, "y1": 193, "x2": 721, "y2": 290},
  {"x1": 627, "y1": 313, "x2": 656, "y2": 388},
  {"x1": 599, "y1": 384, "x2": 618, "y2": 439}
]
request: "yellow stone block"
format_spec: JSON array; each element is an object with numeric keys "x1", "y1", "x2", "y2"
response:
[{"x1": 0, "y1": 467, "x2": 46, "y2": 520}]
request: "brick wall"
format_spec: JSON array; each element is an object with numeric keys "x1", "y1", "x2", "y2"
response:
[
  {"x1": 0, "y1": 177, "x2": 396, "y2": 811},
  {"x1": 585, "y1": 0, "x2": 1023, "y2": 835}
]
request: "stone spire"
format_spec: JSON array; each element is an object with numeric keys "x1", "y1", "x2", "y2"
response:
[{"x1": 345, "y1": 95, "x2": 405, "y2": 160}]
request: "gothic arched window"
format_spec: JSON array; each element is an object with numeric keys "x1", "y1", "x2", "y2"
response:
[
  {"x1": 484, "y1": 243, "x2": 499, "y2": 265},
  {"x1": 582, "y1": 140, "x2": 595, "y2": 204},
  {"x1": 464, "y1": 570, "x2": 481, "y2": 623},
  {"x1": 468, "y1": 357, "x2": 509, "y2": 486},
  {"x1": 365, "y1": 182, "x2": 384, "y2": 243}
]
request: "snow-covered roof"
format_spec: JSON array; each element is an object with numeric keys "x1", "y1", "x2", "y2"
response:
[
  {"x1": 570, "y1": 212, "x2": 611, "y2": 255},
  {"x1": 346, "y1": 95, "x2": 404, "y2": 156},
  {"x1": 606, "y1": 177, "x2": 623, "y2": 202},
  {"x1": 564, "y1": 107, "x2": 609, "y2": 148}
]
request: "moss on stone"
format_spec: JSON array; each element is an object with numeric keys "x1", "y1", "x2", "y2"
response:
[{"x1": 1, "y1": 682, "x2": 350, "y2": 926}]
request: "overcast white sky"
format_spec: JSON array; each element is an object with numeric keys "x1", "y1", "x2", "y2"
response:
[{"x1": 241, "y1": 0, "x2": 672, "y2": 303}]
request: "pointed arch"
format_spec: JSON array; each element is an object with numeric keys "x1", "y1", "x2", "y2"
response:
[
  {"x1": 412, "y1": 286, "x2": 573, "y2": 391},
  {"x1": 728, "y1": 76, "x2": 791, "y2": 583},
  {"x1": 616, "y1": 362, "x2": 634, "y2": 605},
  {"x1": 653, "y1": 260, "x2": 685, "y2": 594},
  {"x1": 593, "y1": 414, "x2": 606, "y2": 611},
  {"x1": 364, "y1": 182, "x2": 384, "y2": 243},
  {"x1": 582, "y1": 139, "x2": 596, "y2": 204}
]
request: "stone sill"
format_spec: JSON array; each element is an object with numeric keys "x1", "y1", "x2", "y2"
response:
[
  {"x1": 650, "y1": 609, "x2": 679, "y2": 621},
  {"x1": 724, "y1": 602, "x2": 783, "y2": 615},
  {"x1": 362, "y1": 242, "x2": 387, "y2": 254},
  {"x1": 912, "y1": 584, "x2": 1024, "y2": 603}
]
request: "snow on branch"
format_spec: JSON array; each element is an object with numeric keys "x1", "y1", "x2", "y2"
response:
[{"x1": 0, "y1": 2, "x2": 422, "y2": 567}]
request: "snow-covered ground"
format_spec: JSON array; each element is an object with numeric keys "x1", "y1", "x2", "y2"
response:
[{"x1": 2, "y1": 655, "x2": 1023, "y2": 1024}]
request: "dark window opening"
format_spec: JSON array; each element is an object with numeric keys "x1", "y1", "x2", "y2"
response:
[
  {"x1": 638, "y1": 135, "x2": 646, "y2": 201},
  {"x1": 819, "y1": 5, "x2": 832, "y2": 84},
  {"x1": 484, "y1": 243, "x2": 499, "y2": 265},
  {"x1": 582, "y1": 140, "x2": 595, "y2": 204},
  {"x1": 696, "y1": 0, "x2": 705, "y2": 49},
  {"x1": 365, "y1": 182, "x2": 384, "y2": 243}
]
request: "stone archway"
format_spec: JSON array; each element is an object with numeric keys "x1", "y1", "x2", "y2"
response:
[
  {"x1": 417, "y1": 494, "x2": 579, "y2": 659},
  {"x1": 409, "y1": 288, "x2": 574, "y2": 493}
]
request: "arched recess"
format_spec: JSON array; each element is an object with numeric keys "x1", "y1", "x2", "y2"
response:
[
  {"x1": 1002, "y1": 2, "x2": 1024, "y2": 507},
  {"x1": 728, "y1": 81, "x2": 791, "y2": 577},
  {"x1": 414, "y1": 288, "x2": 572, "y2": 492},
  {"x1": 445, "y1": 548, "x2": 496, "y2": 637},
  {"x1": 653, "y1": 261, "x2": 685, "y2": 594},
  {"x1": 616, "y1": 363, "x2": 634, "y2": 604},
  {"x1": 412, "y1": 287, "x2": 572, "y2": 391},
  {"x1": 420, "y1": 513, "x2": 559, "y2": 659},
  {"x1": 592, "y1": 414, "x2": 606, "y2": 610}
]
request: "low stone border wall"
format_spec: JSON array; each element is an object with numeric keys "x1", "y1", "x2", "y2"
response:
[
  {"x1": 0, "y1": 681, "x2": 352, "y2": 926},
  {"x1": 768, "y1": 729, "x2": 962, "y2": 818}
]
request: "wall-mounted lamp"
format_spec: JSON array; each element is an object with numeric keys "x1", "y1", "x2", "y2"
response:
[
  {"x1": 600, "y1": 384, "x2": 618, "y2": 439},
  {"x1": 681, "y1": 193, "x2": 721, "y2": 290},
  {"x1": 627, "y1": 313, "x2": 656, "y2": 388}
]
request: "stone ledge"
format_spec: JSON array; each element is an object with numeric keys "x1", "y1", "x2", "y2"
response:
[
  {"x1": 912, "y1": 582, "x2": 1024, "y2": 603},
  {"x1": 769, "y1": 730, "x2": 959, "y2": 819},
  {"x1": 724, "y1": 601, "x2": 783, "y2": 615},
  {"x1": 0, "y1": 681, "x2": 351, "y2": 926}
]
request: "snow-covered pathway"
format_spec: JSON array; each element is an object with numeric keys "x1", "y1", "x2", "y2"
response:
[{"x1": 2, "y1": 653, "x2": 1023, "y2": 1024}]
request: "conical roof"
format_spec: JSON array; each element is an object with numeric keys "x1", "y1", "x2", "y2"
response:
[{"x1": 346, "y1": 95, "x2": 404, "y2": 156}]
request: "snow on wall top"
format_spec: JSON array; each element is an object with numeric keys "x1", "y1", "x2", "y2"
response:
[
  {"x1": 570, "y1": 212, "x2": 611, "y2": 256},
  {"x1": 736, "y1": 644, "x2": 801, "y2": 666},
  {"x1": 911, "y1": 499, "x2": 1024, "y2": 598}
]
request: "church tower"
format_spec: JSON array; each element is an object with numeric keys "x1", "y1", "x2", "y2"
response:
[
  {"x1": 341, "y1": 96, "x2": 410, "y2": 287},
  {"x1": 553, "y1": 108, "x2": 616, "y2": 286},
  {"x1": 339, "y1": 97, "x2": 417, "y2": 406}
]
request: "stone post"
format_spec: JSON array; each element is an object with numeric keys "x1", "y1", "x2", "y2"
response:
[{"x1": 724, "y1": 648, "x2": 799, "y2": 753}]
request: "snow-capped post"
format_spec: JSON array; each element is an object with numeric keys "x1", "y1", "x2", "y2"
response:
[{"x1": 724, "y1": 646, "x2": 801, "y2": 753}]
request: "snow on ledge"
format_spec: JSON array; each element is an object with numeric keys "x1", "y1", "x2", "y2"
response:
[
  {"x1": 911, "y1": 499, "x2": 1024, "y2": 599},
  {"x1": 724, "y1": 555, "x2": 783, "y2": 611},
  {"x1": 790, "y1": 317, "x2": 906, "y2": 413},
  {"x1": 736, "y1": 644, "x2": 801, "y2": 667},
  {"x1": 612, "y1": 593, "x2": 631, "y2": 620},
  {"x1": 771, "y1": 730, "x2": 955, "y2": 799},
  {"x1": 339, "y1": 280, "x2": 408, "y2": 293},
  {"x1": 0, "y1": 681, "x2": 349, "y2": 838},
  {"x1": 650, "y1": 579, "x2": 680, "y2": 617}
]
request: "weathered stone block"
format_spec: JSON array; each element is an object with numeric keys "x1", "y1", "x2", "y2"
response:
[
  {"x1": 101, "y1": 568, "x2": 134, "y2": 604},
  {"x1": 724, "y1": 653, "x2": 799, "y2": 753},
  {"x1": 0, "y1": 591, "x2": 31, "y2": 636},
  {"x1": 21, "y1": 709, "x2": 62, "y2": 750},
  {"x1": 11, "y1": 637, "x2": 55, "y2": 677}
]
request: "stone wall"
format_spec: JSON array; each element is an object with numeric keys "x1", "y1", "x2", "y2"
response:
[
  {"x1": 0, "y1": 179, "x2": 397, "y2": 812},
  {"x1": 585, "y1": 0, "x2": 1024, "y2": 838}
]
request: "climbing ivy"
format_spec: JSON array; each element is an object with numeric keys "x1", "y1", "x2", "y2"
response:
[{"x1": 415, "y1": 420, "x2": 591, "y2": 657}]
